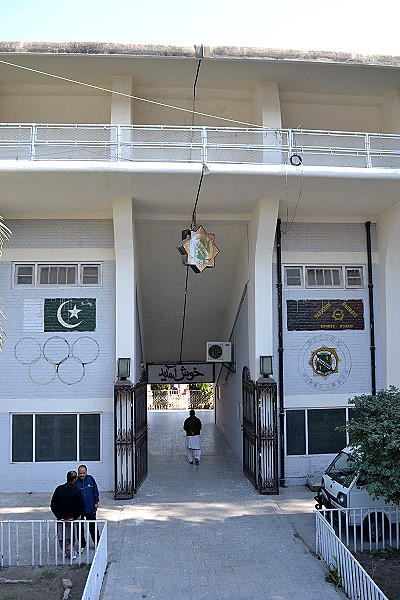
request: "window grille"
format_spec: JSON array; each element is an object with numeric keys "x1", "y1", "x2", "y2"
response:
[
  {"x1": 306, "y1": 267, "x2": 342, "y2": 288},
  {"x1": 13, "y1": 263, "x2": 102, "y2": 287},
  {"x1": 11, "y1": 413, "x2": 101, "y2": 462}
]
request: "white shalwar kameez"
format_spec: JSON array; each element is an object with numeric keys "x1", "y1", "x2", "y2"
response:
[{"x1": 185, "y1": 434, "x2": 201, "y2": 463}]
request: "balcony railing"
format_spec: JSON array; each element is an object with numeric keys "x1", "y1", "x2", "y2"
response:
[{"x1": 2, "y1": 124, "x2": 400, "y2": 169}]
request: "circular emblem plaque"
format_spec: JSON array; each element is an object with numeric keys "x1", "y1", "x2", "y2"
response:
[{"x1": 298, "y1": 335, "x2": 351, "y2": 390}]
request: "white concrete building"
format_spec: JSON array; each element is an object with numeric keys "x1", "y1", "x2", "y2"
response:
[{"x1": 1, "y1": 42, "x2": 400, "y2": 492}]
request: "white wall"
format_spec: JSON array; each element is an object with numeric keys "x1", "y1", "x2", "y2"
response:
[
  {"x1": 281, "y1": 96, "x2": 381, "y2": 132},
  {"x1": 0, "y1": 219, "x2": 116, "y2": 492},
  {"x1": 377, "y1": 203, "x2": 400, "y2": 388},
  {"x1": 0, "y1": 91, "x2": 110, "y2": 124}
]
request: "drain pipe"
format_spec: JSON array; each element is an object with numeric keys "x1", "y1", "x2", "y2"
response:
[
  {"x1": 365, "y1": 221, "x2": 376, "y2": 396},
  {"x1": 276, "y1": 219, "x2": 285, "y2": 486}
]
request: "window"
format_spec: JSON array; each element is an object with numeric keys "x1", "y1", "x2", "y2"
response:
[
  {"x1": 283, "y1": 265, "x2": 365, "y2": 289},
  {"x1": 284, "y1": 267, "x2": 302, "y2": 287},
  {"x1": 306, "y1": 267, "x2": 342, "y2": 288},
  {"x1": 35, "y1": 414, "x2": 77, "y2": 461},
  {"x1": 11, "y1": 414, "x2": 100, "y2": 462},
  {"x1": 286, "y1": 408, "x2": 350, "y2": 455},
  {"x1": 345, "y1": 267, "x2": 363, "y2": 288},
  {"x1": 81, "y1": 264, "x2": 101, "y2": 286},
  {"x1": 15, "y1": 264, "x2": 34, "y2": 285},
  {"x1": 38, "y1": 265, "x2": 77, "y2": 286},
  {"x1": 13, "y1": 263, "x2": 102, "y2": 288},
  {"x1": 307, "y1": 409, "x2": 346, "y2": 454},
  {"x1": 286, "y1": 410, "x2": 306, "y2": 455},
  {"x1": 12, "y1": 414, "x2": 33, "y2": 462}
]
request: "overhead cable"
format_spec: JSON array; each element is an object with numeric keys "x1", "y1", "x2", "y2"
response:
[{"x1": 0, "y1": 58, "x2": 265, "y2": 129}]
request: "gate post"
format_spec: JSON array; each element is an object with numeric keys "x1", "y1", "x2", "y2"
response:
[
  {"x1": 256, "y1": 376, "x2": 279, "y2": 494},
  {"x1": 114, "y1": 378, "x2": 134, "y2": 499}
]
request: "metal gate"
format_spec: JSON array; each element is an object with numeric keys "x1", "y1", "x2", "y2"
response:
[
  {"x1": 242, "y1": 367, "x2": 257, "y2": 487},
  {"x1": 133, "y1": 381, "x2": 148, "y2": 493},
  {"x1": 242, "y1": 367, "x2": 279, "y2": 494},
  {"x1": 114, "y1": 379, "x2": 148, "y2": 499}
]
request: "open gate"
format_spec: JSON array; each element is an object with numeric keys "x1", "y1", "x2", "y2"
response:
[
  {"x1": 114, "y1": 378, "x2": 148, "y2": 499},
  {"x1": 242, "y1": 366, "x2": 257, "y2": 487},
  {"x1": 242, "y1": 367, "x2": 279, "y2": 494},
  {"x1": 133, "y1": 381, "x2": 148, "y2": 493}
]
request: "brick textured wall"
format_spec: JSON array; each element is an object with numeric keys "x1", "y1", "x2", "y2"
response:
[
  {"x1": 0, "y1": 219, "x2": 115, "y2": 491},
  {"x1": 5, "y1": 219, "x2": 114, "y2": 248},
  {"x1": 274, "y1": 222, "x2": 383, "y2": 483}
]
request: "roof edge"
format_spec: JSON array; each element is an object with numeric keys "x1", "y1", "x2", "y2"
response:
[{"x1": 1, "y1": 41, "x2": 400, "y2": 67}]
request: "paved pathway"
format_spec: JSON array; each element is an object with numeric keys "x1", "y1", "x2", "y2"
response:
[
  {"x1": 101, "y1": 410, "x2": 343, "y2": 600},
  {"x1": 0, "y1": 410, "x2": 344, "y2": 599}
]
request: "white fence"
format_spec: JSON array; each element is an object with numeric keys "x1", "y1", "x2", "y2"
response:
[
  {"x1": 315, "y1": 510, "x2": 389, "y2": 600},
  {"x1": 81, "y1": 520, "x2": 107, "y2": 600},
  {"x1": 0, "y1": 519, "x2": 107, "y2": 600},
  {"x1": 2, "y1": 123, "x2": 400, "y2": 169},
  {"x1": 317, "y1": 506, "x2": 400, "y2": 553}
]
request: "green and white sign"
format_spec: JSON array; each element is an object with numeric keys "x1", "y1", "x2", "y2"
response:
[{"x1": 44, "y1": 298, "x2": 96, "y2": 332}]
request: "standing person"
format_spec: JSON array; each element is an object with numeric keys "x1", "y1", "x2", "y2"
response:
[
  {"x1": 183, "y1": 409, "x2": 202, "y2": 465},
  {"x1": 50, "y1": 470, "x2": 85, "y2": 559},
  {"x1": 75, "y1": 464, "x2": 99, "y2": 549}
]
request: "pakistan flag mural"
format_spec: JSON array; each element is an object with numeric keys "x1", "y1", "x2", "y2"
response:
[
  {"x1": 17, "y1": 298, "x2": 99, "y2": 386},
  {"x1": 23, "y1": 298, "x2": 96, "y2": 332},
  {"x1": 44, "y1": 299, "x2": 96, "y2": 332}
]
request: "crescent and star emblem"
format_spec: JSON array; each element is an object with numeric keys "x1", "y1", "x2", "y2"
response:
[{"x1": 56, "y1": 301, "x2": 82, "y2": 329}]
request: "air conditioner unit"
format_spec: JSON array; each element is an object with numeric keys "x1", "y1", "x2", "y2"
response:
[{"x1": 206, "y1": 342, "x2": 232, "y2": 363}]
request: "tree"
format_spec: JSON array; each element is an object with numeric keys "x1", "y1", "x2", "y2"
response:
[
  {"x1": 188, "y1": 383, "x2": 214, "y2": 409},
  {"x1": 188, "y1": 383, "x2": 213, "y2": 399},
  {"x1": 150, "y1": 384, "x2": 170, "y2": 409},
  {"x1": 0, "y1": 216, "x2": 12, "y2": 351},
  {"x1": 346, "y1": 386, "x2": 400, "y2": 504}
]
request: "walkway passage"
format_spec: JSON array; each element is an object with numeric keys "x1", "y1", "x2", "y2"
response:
[{"x1": 100, "y1": 410, "x2": 343, "y2": 600}]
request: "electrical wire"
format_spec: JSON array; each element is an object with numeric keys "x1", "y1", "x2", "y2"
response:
[
  {"x1": 178, "y1": 165, "x2": 206, "y2": 362},
  {"x1": 179, "y1": 265, "x2": 190, "y2": 364},
  {"x1": 0, "y1": 58, "x2": 266, "y2": 129},
  {"x1": 282, "y1": 166, "x2": 304, "y2": 234},
  {"x1": 191, "y1": 167, "x2": 205, "y2": 228}
]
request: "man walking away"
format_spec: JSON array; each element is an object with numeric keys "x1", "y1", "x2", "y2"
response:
[
  {"x1": 183, "y1": 409, "x2": 202, "y2": 465},
  {"x1": 50, "y1": 470, "x2": 85, "y2": 559},
  {"x1": 75, "y1": 464, "x2": 100, "y2": 549}
]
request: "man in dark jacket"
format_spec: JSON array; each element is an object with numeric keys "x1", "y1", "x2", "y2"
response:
[
  {"x1": 75, "y1": 464, "x2": 100, "y2": 549},
  {"x1": 183, "y1": 409, "x2": 202, "y2": 464},
  {"x1": 50, "y1": 470, "x2": 85, "y2": 558}
]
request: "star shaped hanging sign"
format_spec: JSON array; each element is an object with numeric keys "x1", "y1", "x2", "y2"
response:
[{"x1": 177, "y1": 225, "x2": 219, "y2": 273}]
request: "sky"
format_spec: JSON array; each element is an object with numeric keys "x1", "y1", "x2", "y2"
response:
[{"x1": 1, "y1": 0, "x2": 400, "y2": 56}]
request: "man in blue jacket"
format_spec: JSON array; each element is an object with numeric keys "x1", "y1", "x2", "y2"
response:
[{"x1": 75, "y1": 464, "x2": 99, "y2": 549}]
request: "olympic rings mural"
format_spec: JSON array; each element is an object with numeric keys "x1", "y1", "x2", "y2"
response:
[{"x1": 14, "y1": 336, "x2": 100, "y2": 386}]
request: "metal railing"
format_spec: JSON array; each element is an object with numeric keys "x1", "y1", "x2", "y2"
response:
[
  {"x1": 2, "y1": 123, "x2": 400, "y2": 169},
  {"x1": 0, "y1": 519, "x2": 106, "y2": 565},
  {"x1": 315, "y1": 510, "x2": 389, "y2": 600},
  {"x1": 0, "y1": 519, "x2": 107, "y2": 599},
  {"x1": 317, "y1": 506, "x2": 400, "y2": 552}
]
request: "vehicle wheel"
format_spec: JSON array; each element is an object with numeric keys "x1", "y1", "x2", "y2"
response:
[{"x1": 362, "y1": 514, "x2": 389, "y2": 541}]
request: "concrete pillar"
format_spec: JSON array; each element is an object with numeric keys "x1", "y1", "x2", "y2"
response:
[
  {"x1": 380, "y1": 89, "x2": 400, "y2": 134},
  {"x1": 111, "y1": 76, "x2": 134, "y2": 124},
  {"x1": 377, "y1": 203, "x2": 400, "y2": 387},
  {"x1": 111, "y1": 76, "x2": 134, "y2": 162},
  {"x1": 248, "y1": 199, "x2": 279, "y2": 379},
  {"x1": 253, "y1": 82, "x2": 282, "y2": 129},
  {"x1": 113, "y1": 197, "x2": 137, "y2": 379},
  {"x1": 253, "y1": 82, "x2": 282, "y2": 164}
]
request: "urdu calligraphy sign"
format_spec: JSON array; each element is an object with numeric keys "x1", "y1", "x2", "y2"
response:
[{"x1": 147, "y1": 363, "x2": 214, "y2": 384}]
